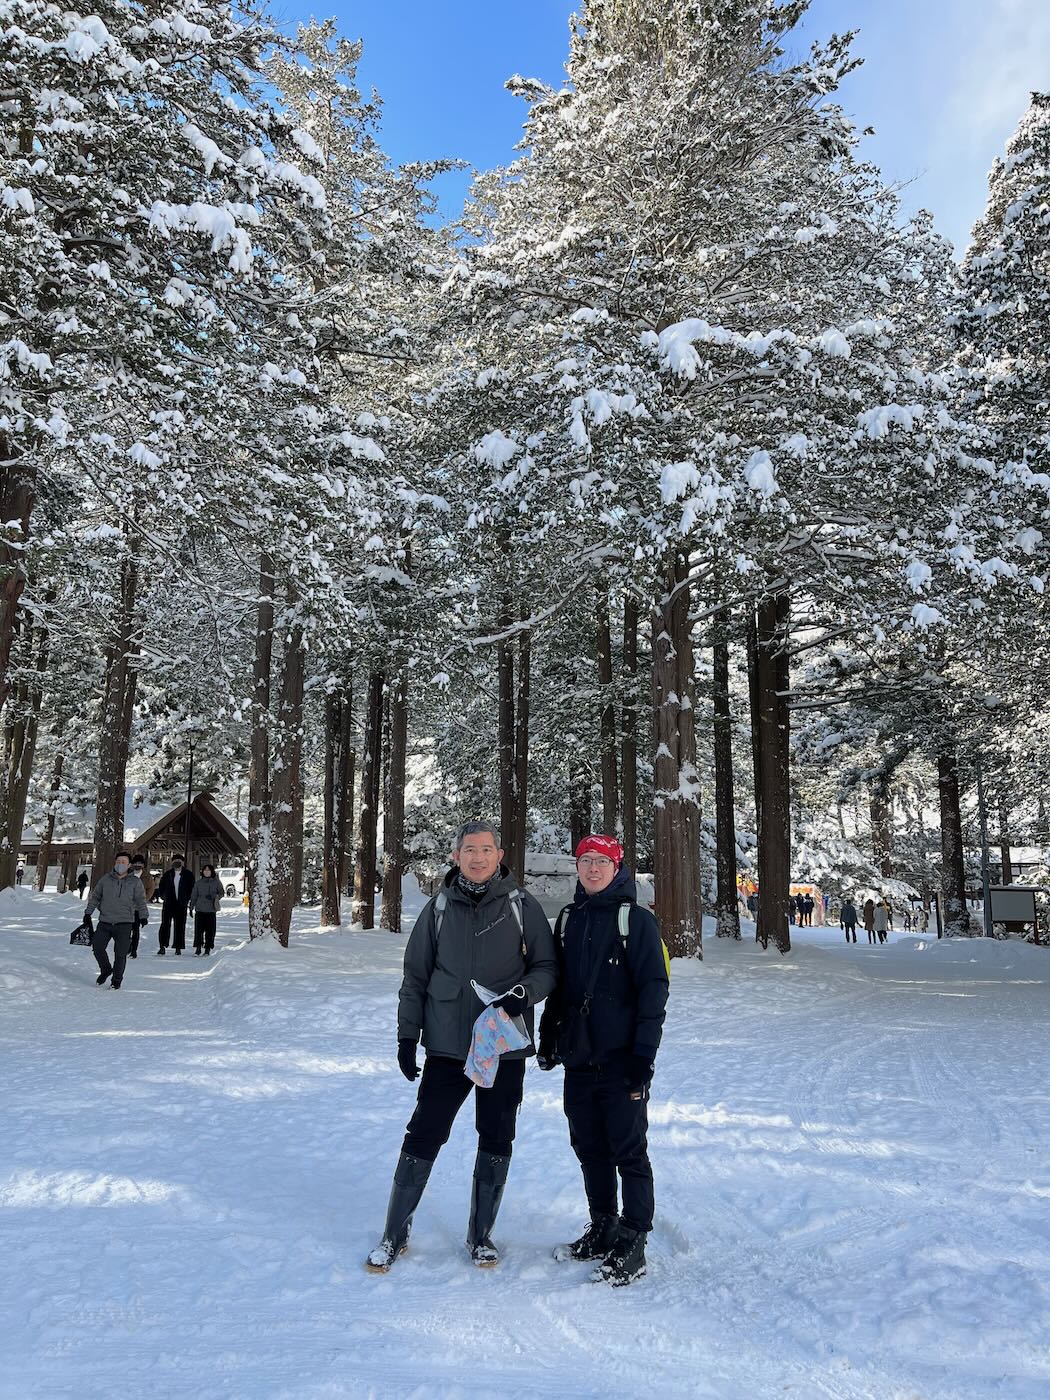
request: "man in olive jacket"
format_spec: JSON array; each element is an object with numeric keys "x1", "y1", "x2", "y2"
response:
[{"x1": 366, "y1": 820, "x2": 558, "y2": 1273}]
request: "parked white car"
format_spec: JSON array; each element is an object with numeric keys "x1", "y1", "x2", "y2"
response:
[{"x1": 218, "y1": 866, "x2": 246, "y2": 899}]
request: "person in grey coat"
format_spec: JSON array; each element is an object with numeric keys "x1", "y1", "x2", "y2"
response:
[
  {"x1": 82, "y1": 851, "x2": 149, "y2": 989},
  {"x1": 190, "y1": 863, "x2": 223, "y2": 956},
  {"x1": 366, "y1": 820, "x2": 558, "y2": 1274}
]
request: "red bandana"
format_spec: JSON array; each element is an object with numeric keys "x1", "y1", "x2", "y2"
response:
[{"x1": 574, "y1": 834, "x2": 624, "y2": 865}]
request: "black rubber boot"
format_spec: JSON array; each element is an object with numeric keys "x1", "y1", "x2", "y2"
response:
[
  {"x1": 553, "y1": 1212, "x2": 619, "y2": 1262},
  {"x1": 365, "y1": 1153, "x2": 434, "y2": 1273},
  {"x1": 466, "y1": 1151, "x2": 510, "y2": 1266},
  {"x1": 591, "y1": 1222, "x2": 647, "y2": 1286}
]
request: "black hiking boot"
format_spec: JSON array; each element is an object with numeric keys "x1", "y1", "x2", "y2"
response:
[
  {"x1": 591, "y1": 1223, "x2": 647, "y2": 1286},
  {"x1": 553, "y1": 1213, "x2": 619, "y2": 1262},
  {"x1": 156, "y1": 948, "x2": 165, "y2": 956},
  {"x1": 365, "y1": 1153, "x2": 434, "y2": 1273},
  {"x1": 96, "y1": 971, "x2": 111, "y2": 986},
  {"x1": 466, "y1": 1151, "x2": 510, "y2": 1267}
]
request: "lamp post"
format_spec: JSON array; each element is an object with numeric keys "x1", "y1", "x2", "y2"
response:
[{"x1": 975, "y1": 753, "x2": 993, "y2": 939}]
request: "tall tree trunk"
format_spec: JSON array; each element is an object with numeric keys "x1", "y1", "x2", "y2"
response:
[
  {"x1": 498, "y1": 596, "x2": 516, "y2": 869},
  {"x1": 569, "y1": 759, "x2": 591, "y2": 853},
  {"x1": 91, "y1": 548, "x2": 139, "y2": 884},
  {"x1": 651, "y1": 551, "x2": 702, "y2": 959},
  {"x1": 35, "y1": 750, "x2": 64, "y2": 890},
  {"x1": 998, "y1": 802, "x2": 1012, "y2": 885},
  {"x1": 381, "y1": 672, "x2": 409, "y2": 931},
  {"x1": 512, "y1": 627, "x2": 530, "y2": 883},
  {"x1": 247, "y1": 553, "x2": 275, "y2": 940},
  {"x1": 621, "y1": 594, "x2": 638, "y2": 870},
  {"x1": 352, "y1": 669, "x2": 384, "y2": 928},
  {"x1": 745, "y1": 606, "x2": 762, "y2": 841},
  {"x1": 0, "y1": 433, "x2": 36, "y2": 716},
  {"x1": 937, "y1": 743, "x2": 969, "y2": 937},
  {"x1": 596, "y1": 595, "x2": 619, "y2": 836},
  {"x1": 754, "y1": 592, "x2": 792, "y2": 954},
  {"x1": 321, "y1": 690, "x2": 342, "y2": 927},
  {"x1": 712, "y1": 620, "x2": 740, "y2": 939},
  {"x1": 869, "y1": 782, "x2": 894, "y2": 877},
  {"x1": 0, "y1": 611, "x2": 49, "y2": 886},
  {"x1": 268, "y1": 595, "x2": 305, "y2": 948}
]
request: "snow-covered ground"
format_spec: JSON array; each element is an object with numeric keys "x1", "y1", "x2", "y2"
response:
[{"x1": 2, "y1": 888, "x2": 1048, "y2": 1400}]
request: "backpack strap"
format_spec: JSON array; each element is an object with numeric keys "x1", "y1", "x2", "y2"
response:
[
  {"x1": 617, "y1": 900, "x2": 672, "y2": 980},
  {"x1": 433, "y1": 889, "x2": 448, "y2": 937},
  {"x1": 553, "y1": 904, "x2": 574, "y2": 946}
]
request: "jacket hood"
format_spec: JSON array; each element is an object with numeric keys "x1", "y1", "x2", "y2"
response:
[
  {"x1": 573, "y1": 863, "x2": 637, "y2": 909},
  {"x1": 444, "y1": 862, "x2": 519, "y2": 903}
]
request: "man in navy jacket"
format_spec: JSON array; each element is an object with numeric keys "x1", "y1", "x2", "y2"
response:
[{"x1": 538, "y1": 834, "x2": 669, "y2": 1286}]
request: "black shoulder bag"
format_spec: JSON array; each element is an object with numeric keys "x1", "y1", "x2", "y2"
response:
[{"x1": 555, "y1": 914, "x2": 616, "y2": 1069}]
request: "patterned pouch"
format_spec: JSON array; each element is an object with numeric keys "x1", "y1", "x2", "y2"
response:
[{"x1": 464, "y1": 980, "x2": 531, "y2": 1088}]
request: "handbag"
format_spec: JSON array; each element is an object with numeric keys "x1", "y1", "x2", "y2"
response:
[
  {"x1": 556, "y1": 921, "x2": 617, "y2": 1069},
  {"x1": 69, "y1": 921, "x2": 93, "y2": 946}
]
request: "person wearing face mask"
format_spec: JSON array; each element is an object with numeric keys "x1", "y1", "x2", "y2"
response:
[
  {"x1": 537, "y1": 834, "x2": 669, "y2": 1287},
  {"x1": 81, "y1": 850, "x2": 149, "y2": 989},
  {"x1": 156, "y1": 854, "x2": 195, "y2": 956},
  {"x1": 366, "y1": 820, "x2": 558, "y2": 1274}
]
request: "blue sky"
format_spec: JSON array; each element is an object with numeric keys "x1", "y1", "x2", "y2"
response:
[{"x1": 279, "y1": 0, "x2": 1050, "y2": 252}]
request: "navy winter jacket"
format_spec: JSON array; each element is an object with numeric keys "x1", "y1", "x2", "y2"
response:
[{"x1": 538, "y1": 866, "x2": 669, "y2": 1065}]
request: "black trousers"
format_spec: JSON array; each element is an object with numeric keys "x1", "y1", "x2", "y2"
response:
[
  {"x1": 130, "y1": 913, "x2": 143, "y2": 956},
  {"x1": 564, "y1": 1063, "x2": 655, "y2": 1234},
  {"x1": 159, "y1": 902, "x2": 187, "y2": 951},
  {"x1": 402, "y1": 1054, "x2": 526, "y2": 1162},
  {"x1": 91, "y1": 922, "x2": 133, "y2": 987},
  {"x1": 843, "y1": 922, "x2": 856, "y2": 943},
  {"x1": 193, "y1": 912, "x2": 216, "y2": 951}
]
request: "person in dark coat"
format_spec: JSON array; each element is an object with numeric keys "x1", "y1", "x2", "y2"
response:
[
  {"x1": 841, "y1": 898, "x2": 858, "y2": 943},
  {"x1": 802, "y1": 894, "x2": 814, "y2": 927},
  {"x1": 156, "y1": 855, "x2": 194, "y2": 955},
  {"x1": 128, "y1": 856, "x2": 148, "y2": 958},
  {"x1": 366, "y1": 820, "x2": 558, "y2": 1274},
  {"x1": 538, "y1": 834, "x2": 669, "y2": 1287},
  {"x1": 82, "y1": 851, "x2": 149, "y2": 989},
  {"x1": 76, "y1": 870, "x2": 89, "y2": 899},
  {"x1": 190, "y1": 863, "x2": 223, "y2": 955}
]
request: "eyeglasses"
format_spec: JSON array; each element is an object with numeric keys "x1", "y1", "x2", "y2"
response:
[{"x1": 577, "y1": 856, "x2": 613, "y2": 869}]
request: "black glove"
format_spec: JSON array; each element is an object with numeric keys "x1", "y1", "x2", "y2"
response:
[
  {"x1": 140, "y1": 914, "x2": 148, "y2": 926},
  {"x1": 397, "y1": 1038, "x2": 419, "y2": 1082},
  {"x1": 493, "y1": 987, "x2": 528, "y2": 1016},
  {"x1": 536, "y1": 1049, "x2": 559, "y2": 1072},
  {"x1": 625, "y1": 1053, "x2": 655, "y2": 1093}
]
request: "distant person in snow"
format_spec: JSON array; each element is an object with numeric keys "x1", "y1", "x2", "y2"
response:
[
  {"x1": 81, "y1": 851, "x2": 149, "y2": 989},
  {"x1": 802, "y1": 894, "x2": 815, "y2": 927},
  {"x1": 366, "y1": 820, "x2": 557, "y2": 1274},
  {"x1": 537, "y1": 834, "x2": 669, "y2": 1287},
  {"x1": 874, "y1": 899, "x2": 890, "y2": 944},
  {"x1": 156, "y1": 855, "x2": 194, "y2": 956},
  {"x1": 76, "y1": 870, "x2": 89, "y2": 900},
  {"x1": 15, "y1": 862, "x2": 24, "y2": 886},
  {"x1": 190, "y1": 863, "x2": 223, "y2": 956},
  {"x1": 746, "y1": 891, "x2": 758, "y2": 919},
  {"x1": 863, "y1": 898, "x2": 877, "y2": 944},
  {"x1": 841, "y1": 898, "x2": 858, "y2": 943},
  {"x1": 128, "y1": 856, "x2": 148, "y2": 958}
]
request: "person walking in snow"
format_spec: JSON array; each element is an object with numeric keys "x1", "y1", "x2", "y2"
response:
[
  {"x1": 128, "y1": 856, "x2": 149, "y2": 958},
  {"x1": 366, "y1": 820, "x2": 558, "y2": 1274},
  {"x1": 841, "y1": 898, "x2": 858, "y2": 943},
  {"x1": 863, "y1": 898, "x2": 876, "y2": 944},
  {"x1": 81, "y1": 851, "x2": 149, "y2": 989},
  {"x1": 156, "y1": 855, "x2": 194, "y2": 955},
  {"x1": 537, "y1": 834, "x2": 669, "y2": 1287},
  {"x1": 76, "y1": 869, "x2": 89, "y2": 900},
  {"x1": 15, "y1": 862, "x2": 24, "y2": 886},
  {"x1": 190, "y1": 863, "x2": 223, "y2": 955},
  {"x1": 874, "y1": 899, "x2": 890, "y2": 944},
  {"x1": 802, "y1": 893, "x2": 815, "y2": 927}
]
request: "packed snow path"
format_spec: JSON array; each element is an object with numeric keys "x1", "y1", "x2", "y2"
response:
[{"x1": 2, "y1": 890, "x2": 1048, "y2": 1400}]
